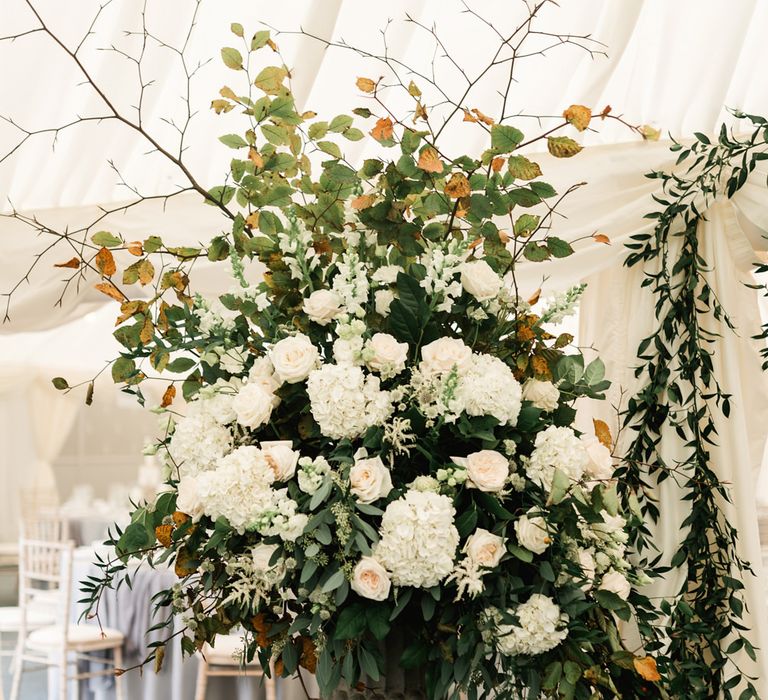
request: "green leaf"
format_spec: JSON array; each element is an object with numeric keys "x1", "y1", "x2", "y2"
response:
[
  {"x1": 334, "y1": 605, "x2": 367, "y2": 639},
  {"x1": 254, "y1": 66, "x2": 288, "y2": 94},
  {"x1": 251, "y1": 30, "x2": 271, "y2": 50},
  {"x1": 523, "y1": 242, "x2": 550, "y2": 262},
  {"x1": 365, "y1": 606, "x2": 391, "y2": 640},
  {"x1": 317, "y1": 140, "x2": 342, "y2": 159},
  {"x1": 508, "y1": 155, "x2": 542, "y2": 180},
  {"x1": 321, "y1": 568, "x2": 346, "y2": 594},
  {"x1": 219, "y1": 134, "x2": 248, "y2": 149},
  {"x1": 111, "y1": 357, "x2": 136, "y2": 383},
  {"x1": 343, "y1": 127, "x2": 364, "y2": 141},
  {"x1": 547, "y1": 468, "x2": 571, "y2": 505},
  {"x1": 308, "y1": 121, "x2": 329, "y2": 140},
  {"x1": 143, "y1": 235, "x2": 162, "y2": 253},
  {"x1": 491, "y1": 124, "x2": 524, "y2": 153},
  {"x1": 583, "y1": 357, "x2": 605, "y2": 385},
  {"x1": 91, "y1": 231, "x2": 122, "y2": 248},
  {"x1": 221, "y1": 47, "x2": 243, "y2": 70},
  {"x1": 353, "y1": 107, "x2": 372, "y2": 119},
  {"x1": 514, "y1": 214, "x2": 540, "y2": 236},
  {"x1": 230, "y1": 22, "x2": 244, "y2": 38},
  {"x1": 166, "y1": 357, "x2": 196, "y2": 373},
  {"x1": 547, "y1": 236, "x2": 574, "y2": 258},
  {"x1": 261, "y1": 124, "x2": 289, "y2": 145},
  {"x1": 329, "y1": 114, "x2": 353, "y2": 133},
  {"x1": 205, "y1": 185, "x2": 236, "y2": 206},
  {"x1": 51, "y1": 377, "x2": 69, "y2": 390}
]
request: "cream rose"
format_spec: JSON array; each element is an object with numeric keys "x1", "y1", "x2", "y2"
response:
[
  {"x1": 464, "y1": 528, "x2": 505, "y2": 569},
  {"x1": 349, "y1": 454, "x2": 393, "y2": 504},
  {"x1": 260, "y1": 441, "x2": 299, "y2": 481},
  {"x1": 581, "y1": 435, "x2": 615, "y2": 483},
  {"x1": 270, "y1": 334, "x2": 319, "y2": 384},
  {"x1": 232, "y1": 382, "x2": 277, "y2": 428},
  {"x1": 515, "y1": 510, "x2": 552, "y2": 554},
  {"x1": 176, "y1": 475, "x2": 204, "y2": 521},
  {"x1": 374, "y1": 289, "x2": 395, "y2": 316},
  {"x1": 599, "y1": 569, "x2": 631, "y2": 600},
  {"x1": 460, "y1": 260, "x2": 502, "y2": 301},
  {"x1": 365, "y1": 333, "x2": 408, "y2": 378},
  {"x1": 351, "y1": 556, "x2": 391, "y2": 601},
  {"x1": 522, "y1": 379, "x2": 560, "y2": 412},
  {"x1": 462, "y1": 450, "x2": 509, "y2": 492},
  {"x1": 303, "y1": 289, "x2": 343, "y2": 326},
  {"x1": 420, "y1": 337, "x2": 473, "y2": 375}
]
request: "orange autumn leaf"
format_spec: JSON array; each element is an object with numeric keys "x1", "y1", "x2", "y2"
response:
[
  {"x1": 248, "y1": 147, "x2": 264, "y2": 169},
  {"x1": 171, "y1": 511, "x2": 190, "y2": 527},
  {"x1": 127, "y1": 241, "x2": 143, "y2": 256},
  {"x1": 299, "y1": 636, "x2": 317, "y2": 673},
  {"x1": 155, "y1": 524, "x2": 173, "y2": 548},
  {"x1": 593, "y1": 418, "x2": 613, "y2": 449},
  {"x1": 356, "y1": 76, "x2": 376, "y2": 93},
  {"x1": 370, "y1": 117, "x2": 393, "y2": 141},
  {"x1": 54, "y1": 257, "x2": 81, "y2": 269},
  {"x1": 251, "y1": 613, "x2": 272, "y2": 647},
  {"x1": 633, "y1": 656, "x2": 661, "y2": 682},
  {"x1": 139, "y1": 316, "x2": 154, "y2": 345},
  {"x1": 246, "y1": 211, "x2": 260, "y2": 229},
  {"x1": 527, "y1": 288, "x2": 541, "y2": 305},
  {"x1": 351, "y1": 194, "x2": 374, "y2": 210},
  {"x1": 444, "y1": 172, "x2": 471, "y2": 198},
  {"x1": 94, "y1": 281, "x2": 127, "y2": 302},
  {"x1": 600, "y1": 104, "x2": 612, "y2": 119},
  {"x1": 593, "y1": 233, "x2": 611, "y2": 245},
  {"x1": 491, "y1": 157, "x2": 505, "y2": 173},
  {"x1": 471, "y1": 108, "x2": 494, "y2": 125},
  {"x1": 95, "y1": 247, "x2": 116, "y2": 277},
  {"x1": 417, "y1": 146, "x2": 443, "y2": 174},
  {"x1": 161, "y1": 384, "x2": 176, "y2": 408},
  {"x1": 563, "y1": 104, "x2": 592, "y2": 132},
  {"x1": 462, "y1": 109, "x2": 479, "y2": 123}
]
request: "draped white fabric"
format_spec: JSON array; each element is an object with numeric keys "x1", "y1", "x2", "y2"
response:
[{"x1": 0, "y1": 0, "x2": 767, "y2": 690}]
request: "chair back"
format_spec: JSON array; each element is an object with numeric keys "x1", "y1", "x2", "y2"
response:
[
  {"x1": 20, "y1": 514, "x2": 70, "y2": 543},
  {"x1": 17, "y1": 538, "x2": 74, "y2": 642}
]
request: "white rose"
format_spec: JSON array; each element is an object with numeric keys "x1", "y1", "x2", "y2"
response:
[
  {"x1": 176, "y1": 476, "x2": 204, "y2": 521},
  {"x1": 270, "y1": 334, "x2": 319, "y2": 384},
  {"x1": 464, "y1": 528, "x2": 505, "y2": 569},
  {"x1": 261, "y1": 441, "x2": 299, "y2": 481},
  {"x1": 349, "y1": 454, "x2": 393, "y2": 504},
  {"x1": 514, "y1": 510, "x2": 552, "y2": 554},
  {"x1": 461, "y1": 450, "x2": 509, "y2": 492},
  {"x1": 351, "y1": 556, "x2": 391, "y2": 601},
  {"x1": 249, "y1": 356, "x2": 275, "y2": 381},
  {"x1": 365, "y1": 333, "x2": 408, "y2": 378},
  {"x1": 303, "y1": 289, "x2": 344, "y2": 326},
  {"x1": 599, "y1": 569, "x2": 631, "y2": 600},
  {"x1": 522, "y1": 379, "x2": 560, "y2": 412},
  {"x1": 581, "y1": 435, "x2": 615, "y2": 482},
  {"x1": 408, "y1": 475, "x2": 440, "y2": 493},
  {"x1": 251, "y1": 543, "x2": 281, "y2": 573},
  {"x1": 232, "y1": 382, "x2": 277, "y2": 428},
  {"x1": 576, "y1": 548, "x2": 596, "y2": 591},
  {"x1": 460, "y1": 260, "x2": 502, "y2": 301},
  {"x1": 421, "y1": 337, "x2": 473, "y2": 375},
  {"x1": 375, "y1": 289, "x2": 395, "y2": 316}
]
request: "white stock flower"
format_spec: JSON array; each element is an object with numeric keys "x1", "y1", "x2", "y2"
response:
[
  {"x1": 514, "y1": 510, "x2": 552, "y2": 554},
  {"x1": 303, "y1": 289, "x2": 344, "y2": 325},
  {"x1": 408, "y1": 475, "x2": 440, "y2": 493},
  {"x1": 420, "y1": 337, "x2": 473, "y2": 375},
  {"x1": 270, "y1": 334, "x2": 319, "y2": 384},
  {"x1": 458, "y1": 450, "x2": 509, "y2": 492},
  {"x1": 525, "y1": 425, "x2": 589, "y2": 492},
  {"x1": 576, "y1": 548, "x2": 596, "y2": 591},
  {"x1": 297, "y1": 456, "x2": 330, "y2": 495},
  {"x1": 349, "y1": 452, "x2": 393, "y2": 504},
  {"x1": 306, "y1": 364, "x2": 393, "y2": 440},
  {"x1": 522, "y1": 379, "x2": 560, "y2": 412},
  {"x1": 457, "y1": 354, "x2": 522, "y2": 426},
  {"x1": 364, "y1": 333, "x2": 408, "y2": 379},
  {"x1": 374, "y1": 289, "x2": 395, "y2": 316},
  {"x1": 581, "y1": 435, "x2": 615, "y2": 483},
  {"x1": 494, "y1": 594, "x2": 569, "y2": 656},
  {"x1": 371, "y1": 265, "x2": 401, "y2": 285},
  {"x1": 599, "y1": 569, "x2": 631, "y2": 600},
  {"x1": 460, "y1": 260, "x2": 502, "y2": 301},
  {"x1": 260, "y1": 441, "x2": 299, "y2": 481},
  {"x1": 464, "y1": 529, "x2": 505, "y2": 569},
  {"x1": 232, "y1": 381, "x2": 278, "y2": 429},
  {"x1": 351, "y1": 556, "x2": 392, "y2": 601},
  {"x1": 375, "y1": 490, "x2": 459, "y2": 588}
]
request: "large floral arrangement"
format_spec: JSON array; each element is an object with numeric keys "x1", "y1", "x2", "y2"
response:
[{"x1": 71, "y1": 20, "x2": 670, "y2": 700}]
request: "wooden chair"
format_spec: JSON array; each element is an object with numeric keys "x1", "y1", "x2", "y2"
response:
[
  {"x1": 194, "y1": 634, "x2": 276, "y2": 700},
  {"x1": 9, "y1": 539, "x2": 124, "y2": 700}
]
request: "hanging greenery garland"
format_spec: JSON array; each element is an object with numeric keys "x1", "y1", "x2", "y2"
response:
[{"x1": 621, "y1": 112, "x2": 768, "y2": 700}]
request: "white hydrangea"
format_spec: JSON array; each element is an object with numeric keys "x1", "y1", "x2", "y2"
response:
[
  {"x1": 456, "y1": 354, "x2": 522, "y2": 425},
  {"x1": 374, "y1": 490, "x2": 459, "y2": 588},
  {"x1": 167, "y1": 400, "x2": 233, "y2": 478},
  {"x1": 195, "y1": 446, "x2": 276, "y2": 533},
  {"x1": 525, "y1": 425, "x2": 589, "y2": 492},
  {"x1": 306, "y1": 364, "x2": 392, "y2": 440},
  {"x1": 197, "y1": 378, "x2": 241, "y2": 425},
  {"x1": 494, "y1": 594, "x2": 569, "y2": 656}
]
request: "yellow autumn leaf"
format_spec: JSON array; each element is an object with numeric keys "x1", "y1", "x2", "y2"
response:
[
  {"x1": 417, "y1": 146, "x2": 443, "y2": 174},
  {"x1": 161, "y1": 384, "x2": 176, "y2": 408},
  {"x1": 351, "y1": 194, "x2": 375, "y2": 210},
  {"x1": 563, "y1": 104, "x2": 592, "y2": 132},
  {"x1": 155, "y1": 524, "x2": 173, "y2": 548},
  {"x1": 471, "y1": 108, "x2": 494, "y2": 125},
  {"x1": 547, "y1": 136, "x2": 583, "y2": 158},
  {"x1": 370, "y1": 117, "x2": 394, "y2": 141},
  {"x1": 210, "y1": 99, "x2": 234, "y2": 115},
  {"x1": 408, "y1": 80, "x2": 421, "y2": 98},
  {"x1": 527, "y1": 288, "x2": 541, "y2": 305},
  {"x1": 126, "y1": 241, "x2": 143, "y2": 256},
  {"x1": 444, "y1": 172, "x2": 471, "y2": 198},
  {"x1": 94, "y1": 281, "x2": 127, "y2": 302},
  {"x1": 245, "y1": 211, "x2": 260, "y2": 229},
  {"x1": 95, "y1": 247, "x2": 116, "y2": 277},
  {"x1": 593, "y1": 418, "x2": 613, "y2": 449},
  {"x1": 463, "y1": 109, "x2": 479, "y2": 123},
  {"x1": 639, "y1": 124, "x2": 661, "y2": 141},
  {"x1": 633, "y1": 657, "x2": 661, "y2": 682},
  {"x1": 413, "y1": 102, "x2": 428, "y2": 123},
  {"x1": 138, "y1": 258, "x2": 155, "y2": 286},
  {"x1": 219, "y1": 86, "x2": 238, "y2": 101},
  {"x1": 139, "y1": 316, "x2": 154, "y2": 345},
  {"x1": 507, "y1": 155, "x2": 542, "y2": 180},
  {"x1": 248, "y1": 147, "x2": 264, "y2": 169},
  {"x1": 356, "y1": 77, "x2": 376, "y2": 93}
]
